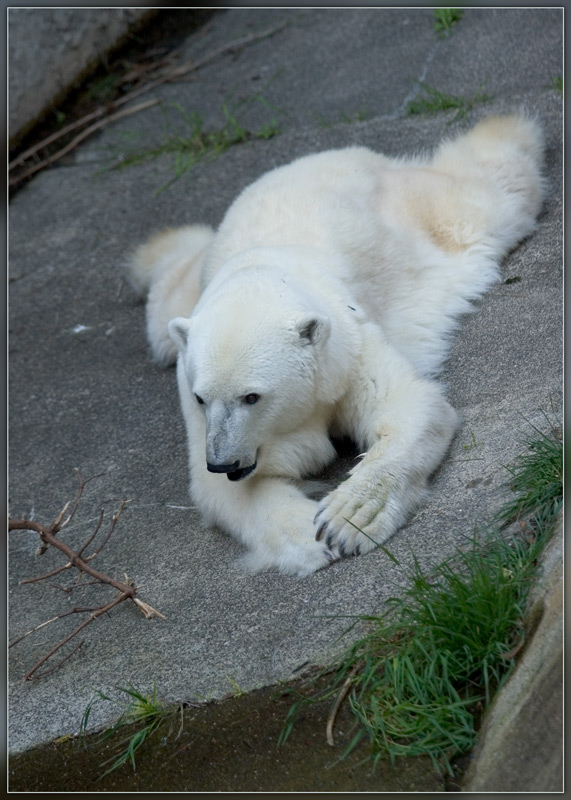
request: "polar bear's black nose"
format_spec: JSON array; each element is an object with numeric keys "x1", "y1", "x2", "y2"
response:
[{"x1": 207, "y1": 461, "x2": 240, "y2": 474}]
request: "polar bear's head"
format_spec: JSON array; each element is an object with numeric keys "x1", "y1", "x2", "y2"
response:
[{"x1": 168, "y1": 271, "x2": 334, "y2": 482}]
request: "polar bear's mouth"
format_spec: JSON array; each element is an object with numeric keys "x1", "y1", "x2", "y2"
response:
[
  {"x1": 206, "y1": 457, "x2": 258, "y2": 481},
  {"x1": 227, "y1": 462, "x2": 257, "y2": 481}
]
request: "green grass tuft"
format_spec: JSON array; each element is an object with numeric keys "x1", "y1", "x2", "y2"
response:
[
  {"x1": 85, "y1": 72, "x2": 121, "y2": 103},
  {"x1": 316, "y1": 109, "x2": 369, "y2": 129},
  {"x1": 406, "y1": 81, "x2": 493, "y2": 124},
  {"x1": 549, "y1": 75, "x2": 563, "y2": 93},
  {"x1": 80, "y1": 685, "x2": 181, "y2": 776},
  {"x1": 433, "y1": 9, "x2": 464, "y2": 37},
  {"x1": 496, "y1": 417, "x2": 563, "y2": 531},
  {"x1": 280, "y1": 420, "x2": 562, "y2": 774}
]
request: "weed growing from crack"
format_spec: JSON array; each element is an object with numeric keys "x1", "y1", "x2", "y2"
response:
[
  {"x1": 316, "y1": 109, "x2": 369, "y2": 129},
  {"x1": 495, "y1": 415, "x2": 563, "y2": 531},
  {"x1": 103, "y1": 84, "x2": 282, "y2": 194},
  {"x1": 80, "y1": 685, "x2": 183, "y2": 776},
  {"x1": 433, "y1": 9, "x2": 464, "y2": 38},
  {"x1": 406, "y1": 81, "x2": 493, "y2": 124},
  {"x1": 548, "y1": 75, "x2": 563, "y2": 93}
]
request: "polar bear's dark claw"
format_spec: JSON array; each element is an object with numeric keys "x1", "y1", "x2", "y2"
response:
[
  {"x1": 324, "y1": 549, "x2": 336, "y2": 562},
  {"x1": 315, "y1": 522, "x2": 327, "y2": 541},
  {"x1": 354, "y1": 545, "x2": 361, "y2": 556}
]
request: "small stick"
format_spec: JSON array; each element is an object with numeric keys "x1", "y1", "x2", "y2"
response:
[
  {"x1": 23, "y1": 594, "x2": 128, "y2": 680},
  {"x1": 20, "y1": 562, "x2": 72, "y2": 584},
  {"x1": 326, "y1": 664, "x2": 361, "y2": 746},
  {"x1": 30, "y1": 642, "x2": 85, "y2": 680},
  {"x1": 77, "y1": 507, "x2": 105, "y2": 557},
  {"x1": 9, "y1": 100, "x2": 160, "y2": 185},
  {"x1": 52, "y1": 501, "x2": 71, "y2": 529},
  {"x1": 85, "y1": 500, "x2": 128, "y2": 560},
  {"x1": 56, "y1": 468, "x2": 97, "y2": 529},
  {"x1": 9, "y1": 606, "x2": 102, "y2": 647}
]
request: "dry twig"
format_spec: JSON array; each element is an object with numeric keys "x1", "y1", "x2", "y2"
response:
[
  {"x1": 9, "y1": 470, "x2": 165, "y2": 680},
  {"x1": 326, "y1": 663, "x2": 361, "y2": 746},
  {"x1": 9, "y1": 99, "x2": 160, "y2": 185}
]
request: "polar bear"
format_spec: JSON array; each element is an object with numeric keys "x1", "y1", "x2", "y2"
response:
[{"x1": 128, "y1": 113, "x2": 545, "y2": 576}]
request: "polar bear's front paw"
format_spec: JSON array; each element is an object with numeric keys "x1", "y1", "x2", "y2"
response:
[
  {"x1": 243, "y1": 535, "x2": 337, "y2": 577},
  {"x1": 278, "y1": 536, "x2": 338, "y2": 577},
  {"x1": 241, "y1": 502, "x2": 339, "y2": 577},
  {"x1": 314, "y1": 471, "x2": 405, "y2": 558}
]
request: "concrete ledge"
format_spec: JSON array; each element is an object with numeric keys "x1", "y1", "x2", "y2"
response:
[{"x1": 8, "y1": 7, "x2": 156, "y2": 145}]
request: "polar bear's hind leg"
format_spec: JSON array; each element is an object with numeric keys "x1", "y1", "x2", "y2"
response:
[
  {"x1": 431, "y1": 112, "x2": 545, "y2": 254},
  {"x1": 126, "y1": 224, "x2": 214, "y2": 366}
]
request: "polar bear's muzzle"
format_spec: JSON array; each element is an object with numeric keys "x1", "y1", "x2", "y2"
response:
[{"x1": 207, "y1": 460, "x2": 257, "y2": 481}]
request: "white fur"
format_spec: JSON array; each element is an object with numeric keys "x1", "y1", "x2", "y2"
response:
[{"x1": 127, "y1": 113, "x2": 545, "y2": 576}]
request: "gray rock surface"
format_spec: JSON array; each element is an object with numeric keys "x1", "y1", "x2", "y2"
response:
[
  {"x1": 8, "y1": 8, "x2": 563, "y2": 790},
  {"x1": 463, "y1": 519, "x2": 563, "y2": 792},
  {"x1": 8, "y1": 7, "x2": 154, "y2": 143}
]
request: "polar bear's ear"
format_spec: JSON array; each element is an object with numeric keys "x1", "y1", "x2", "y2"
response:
[
  {"x1": 292, "y1": 313, "x2": 331, "y2": 347},
  {"x1": 168, "y1": 317, "x2": 192, "y2": 353}
]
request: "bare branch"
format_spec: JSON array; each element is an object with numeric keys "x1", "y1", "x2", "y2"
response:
[
  {"x1": 25, "y1": 579, "x2": 102, "y2": 595},
  {"x1": 9, "y1": 475, "x2": 165, "y2": 679},
  {"x1": 19, "y1": 562, "x2": 73, "y2": 584},
  {"x1": 77, "y1": 507, "x2": 105, "y2": 557},
  {"x1": 30, "y1": 642, "x2": 85, "y2": 680},
  {"x1": 85, "y1": 499, "x2": 129, "y2": 560},
  {"x1": 22, "y1": 594, "x2": 129, "y2": 681},
  {"x1": 10, "y1": 517, "x2": 136, "y2": 597},
  {"x1": 52, "y1": 501, "x2": 71, "y2": 529},
  {"x1": 9, "y1": 606, "x2": 103, "y2": 647},
  {"x1": 55, "y1": 468, "x2": 96, "y2": 530}
]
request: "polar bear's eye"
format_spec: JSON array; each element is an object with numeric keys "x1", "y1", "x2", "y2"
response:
[
  {"x1": 195, "y1": 394, "x2": 205, "y2": 405},
  {"x1": 243, "y1": 393, "x2": 260, "y2": 405}
]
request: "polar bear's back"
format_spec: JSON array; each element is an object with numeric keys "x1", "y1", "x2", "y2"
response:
[
  {"x1": 134, "y1": 114, "x2": 544, "y2": 376},
  {"x1": 201, "y1": 115, "x2": 544, "y2": 376},
  {"x1": 202, "y1": 147, "x2": 398, "y2": 286}
]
